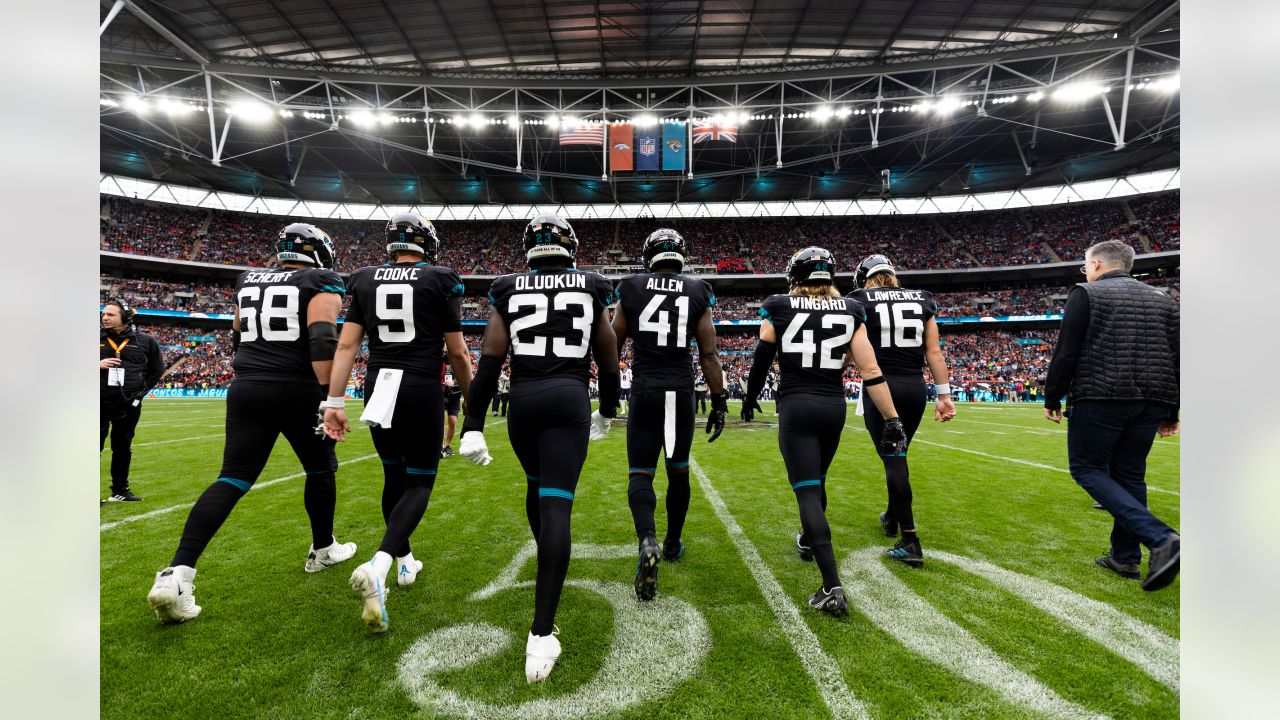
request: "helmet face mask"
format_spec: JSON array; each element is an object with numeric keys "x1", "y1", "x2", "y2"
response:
[
  {"x1": 386, "y1": 212, "x2": 440, "y2": 264},
  {"x1": 854, "y1": 254, "x2": 896, "y2": 288},
  {"x1": 277, "y1": 223, "x2": 336, "y2": 269},
  {"x1": 642, "y1": 228, "x2": 688, "y2": 272},
  {"x1": 786, "y1": 246, "x2": 837, "y2": 288},
  {"x1": 523, "y1": 213, "x2": 578, "y2": 266}
]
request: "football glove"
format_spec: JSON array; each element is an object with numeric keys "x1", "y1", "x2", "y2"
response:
[
  {"x1": 880, "y1": 417, "x2": 908, "y2": 456},
  {"x1": 740, "y1": 398, "x2": 763, "y2": 422},
  {"x1": 706, "y1": 393, "x2": 727, "y2": 442},
  {"x1": 460, "y1": 431, "x2": 493, "y2": 466},
  {"x1": 314, "y1": 402, "x2": 327, "y2": 436},
  {"x1": 589, "y1": 410, "x2": 612, "y2": 441}
]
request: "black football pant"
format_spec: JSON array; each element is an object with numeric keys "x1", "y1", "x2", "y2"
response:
[
  {"x1": 863, "y1": 375, "x2": 928, "y2": 532},
  {"x1": 491, "y1": 392, "x2": 509, "y2": 416},
  {"x1": 779, "y1": 392, "x2": 847, "y2": 592},
  {"x1": 171, "y1": 380, "x2": 339, "y2": 569},
  {"x1": 695, "y1": 391, "x2": 708, "y2": 414},
  {"x1": 100, "y1": 399, "x2": 142, "y2": 494},
  {"x1": 625, "y1": 389, "x2": 694, "y2": 548},
  {"x1": 507, "y1": 378, "x2": 590, "y2": 637},
  {"x1": 366, "y1": 370, "x2": 444, "y2": 559}
]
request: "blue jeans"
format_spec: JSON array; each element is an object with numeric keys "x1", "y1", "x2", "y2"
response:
[{"x1": 1066, "y1": 401, "x2": 1176, "y2": 564}]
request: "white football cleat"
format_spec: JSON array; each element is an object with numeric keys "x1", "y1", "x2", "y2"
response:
[
  {"x1": 396, "y1": 557, "x2": 423, "y2": 587},
  {"x1": 349, "y1": 562, "x2": 389, "y2": 633},
  {"x1": 305, "y1": 537, "x2": 357, "y2": 573},
  {"x1": 148, "y1": 565, "x2": 201, "y2": 624},
  {"x1": 525, "y1": 628, "x2": 562, "y2": 683}
]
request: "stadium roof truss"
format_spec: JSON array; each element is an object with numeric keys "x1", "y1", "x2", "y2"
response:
[{"x1": 99, "y1": 1, "x2": 1180, "y2": 205}]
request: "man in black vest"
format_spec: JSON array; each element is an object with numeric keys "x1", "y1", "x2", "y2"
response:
[
  {"x1": 1044, "y1": 240, "x2": 1179, "y2": 591},
  {"x1": 100, "y1": 299, "x2": 165, "y2": 503}
]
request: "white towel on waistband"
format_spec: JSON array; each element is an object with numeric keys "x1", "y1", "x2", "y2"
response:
[
  {"x1": 360, "y1": 368, "x2": 404, "y2": 428},
  {"x1": 855, "y1": 382, "x2": 865, "y2": 417}
]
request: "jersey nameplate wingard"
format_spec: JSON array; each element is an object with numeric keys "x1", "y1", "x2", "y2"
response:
[
  {"x1": 617, "y1": 272, "x2": 715, "y2": 392},
  {"x1": 232, "y1": 266, "x2": 345, "y2": 382},
  {"x1": 345, "y1": 261, "x2": 465, "y2": 376},
  {"x1": 760, "y1": 294, "x2": 864, "y2": 398},
  {"x1": 848, "y1": 287, "x2": 938, "y2": 376},
  {"x1": 489, "y1": 269, "x2": 617, "y2": 385}
]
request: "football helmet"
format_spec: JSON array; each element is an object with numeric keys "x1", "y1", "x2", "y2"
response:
[
  {"x1": 642, "y1": 228, "x2": 688, "y2": 272},
  {"x1": 277, "y1": 223, "x2": 337, "y2": 269},
  {"x1": 854, "y1": 254, "x2": 896, "y2": 288},
  {"x1": 786, "y1": 246, "x2": 837, "y2": 287},
  {"x1": 523, "y1": 213, "x2": 578, "y2": 265},
  {"x1": 386, "y1": 212, "x2": 440, "y2": 263}
]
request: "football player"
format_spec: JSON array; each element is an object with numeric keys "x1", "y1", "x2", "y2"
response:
[
  {"x1": 741, "y1": 247, "x2": 907, "y2": 617},
  {"x1": 147, "y1": 223, "x2": 357, "y2": 624},
  {"x1": 612, "y1": 228, "x2": 725, "y2": 601},
  {"x1": 458, "y1": 213, "x2": 620, "y2": 683},
  {"x1": 441, "y1": 376, "x2": 463, "y2": 457},
  {"x1": 321, "y1": 213, "x2": 473, "y2": 633},
  {"x1": 849, "y1": 255, "x2": 956, "y2": 567}
]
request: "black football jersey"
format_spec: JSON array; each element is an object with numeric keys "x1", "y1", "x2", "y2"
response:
[
  {"x1": 232, "y1": 266, "x2": 346, "y2": 382},
  {"x1": 760, "y1": 293, "x2": 865, "y2": 398},
  {"x1": 487, "y1": 269, "x2": 617, "y2": 386},
  {"x1": 344, "y1": 261, "x2": 464, "y2": 377},
  {"x1": 617, "y1": 272, "x2": 716, "y2": 392},
  {"x1": 848, "y1": 287, "x2": 937, "y2": 376}
]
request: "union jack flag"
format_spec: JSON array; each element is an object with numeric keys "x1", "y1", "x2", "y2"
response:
[
  {"x1": 558, "y1": 124, "x2": 605, "y2": 146},
  {"x1": 691, "y1": 121, "x2": 737, "y2": 143}
]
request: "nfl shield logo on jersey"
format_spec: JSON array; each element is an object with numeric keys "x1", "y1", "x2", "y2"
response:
[{"x1": 383, "y1": 370, "x2": 394, "y2": 380}]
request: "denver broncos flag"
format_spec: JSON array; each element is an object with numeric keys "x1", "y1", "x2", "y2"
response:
[
  {"x1": 636, "y1": 130, "x2": 660, "y2": 171},
  {"x1": 609, "y1": 124, "x2": 633, "y2": 172},
  {"x1": 661, "y1": 123, "x2": 686, "y2": 171}
]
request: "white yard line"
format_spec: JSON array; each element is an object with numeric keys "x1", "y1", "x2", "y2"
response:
[
  {"x1": 132, "y1": 433, "x2": 223, "y2": 447},
  {"x1": 690, "y1": 460, "x2": 869, "y2": 720},
  {"x1": 957, "y1": 419, "x2": 1059, "y2": 434},
  {"x1": 99, "y1": 453, "x2": 381, "y2": 532},
  {"x1": 912, "y1": 439, "x2": 1179, "y2": 497}
]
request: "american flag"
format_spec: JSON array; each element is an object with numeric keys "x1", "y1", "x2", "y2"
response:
[
  {"x1": 558, "y1": 124, "x2": 605, "y2": 146},
  {"x1": 691, "y1": 121, "x2": 737, "y2": 143}
]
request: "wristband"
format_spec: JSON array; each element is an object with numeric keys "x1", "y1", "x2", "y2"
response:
[
  {"x1": 322, "y1": 395, "x2": 346, "y2": 409},
  {"x1": 934, "y1": 383, "x2": 951, "y2": 395}
]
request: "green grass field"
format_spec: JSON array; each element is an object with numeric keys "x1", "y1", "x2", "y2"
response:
[{"x1": 101, "y1": 399, "x2": 1179, "y2": 719}]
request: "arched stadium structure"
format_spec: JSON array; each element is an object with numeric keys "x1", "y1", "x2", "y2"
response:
[{"x1": 99, "y1": 0, "x2": 1179, "y2": 402}]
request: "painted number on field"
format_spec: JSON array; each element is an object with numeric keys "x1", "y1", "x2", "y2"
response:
[{"x1": 397, "y1": 541, "x2": 711, "y2": 719}]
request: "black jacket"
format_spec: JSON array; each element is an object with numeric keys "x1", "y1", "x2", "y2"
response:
[
  {"x1": 100, "y1": 326, "x2": 165, "y2": 404},
  {"x1": 1044, "y1": 270, "x2": 1179, "y2": 417}
]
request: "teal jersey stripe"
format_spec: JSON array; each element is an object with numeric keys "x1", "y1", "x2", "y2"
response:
[{"x1": 217, "y1": 477, "x2": 252, "y2": 493}]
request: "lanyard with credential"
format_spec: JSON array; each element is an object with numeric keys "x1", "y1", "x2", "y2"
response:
[{"x1": 106, "y1": 338, "x2": 130, "y2": 358}]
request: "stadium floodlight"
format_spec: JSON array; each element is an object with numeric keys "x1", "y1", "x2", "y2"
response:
[
  {"x1": 1026, "y1": 91, "x2": 1045, "y2": 103},
  {"x1": 230, "y1": 100, "x2": 273, "y2": 122},
  {"x1": 348, "y1": 110, "x2": 378, "y2": 127},
  {"x1": 1149, "y1": 74, "x2": 1180, "y2": 92},
  {"x1": 835, "y1": 107, "x2": 851, "y2": 118},
  {"x1": 506, "y1": 114, "x2": 519, "y2": 126},
  {"x1": 125, "y1": 95, "x2": 150, "y2": 115},
  {"x1": 737, "y1": 112, "x2": 751, "y2": 123},
  {"x1": 467, "y1": 113, "x2": 484, "y2": 128},
  {"x1": 561, "y1": 116, "x2": 579, "y2": 128},
  {"x1": 935, "y1": 96, "x2": 962, "y2": 114},
  {"x1": 813, "y1": 106, "x2": 833, "y2": 121},
  {"x1": 100, "y1": 97, "x2": 119, "y2": 108},
  {"x1": 1051, "y1": 82, "x2": 1106, "y2": 101},
  {"x1": 157, "y1": 98, "x2": 198, "y2": 117},
  {"x1": 634, "y1": 114, "x2": 658, "y2": 127}
]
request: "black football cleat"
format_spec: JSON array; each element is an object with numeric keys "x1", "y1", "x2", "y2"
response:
[
  {"x1": 1142, "y1": 533, "x2": 1180, "y2": 592},
  {"x1": 662, "y1": 540, "x2": 685, "y2": 563},
  {"x1": 879, "y1": 511, "x2": 899, "y2": 537},
  {"x1": 1095, "y1": 554, "x2": 1140, "y2": 580},
  {"x1": 884, "y1": 538, "x2": 924, "y2": 568},
  {"x1": 795, "y1": 532, "x2": 814, "y2": 562},
  {"x1": 807, "y1": 586, "x2": 847, "y2": 617},
  {"x1": 634, "y1": 537, "x2": 661, "y2": 601},
  {"x1": 102, "y1": 489, "x2": 143, "y2": 503}
]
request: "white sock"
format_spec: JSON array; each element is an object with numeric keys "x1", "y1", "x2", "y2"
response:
[
  {"x1": 370, "y1": 551, "x2": 394, "y2": 578},
  {"x1": 396, "y1": 552, "x2": 417, "y2": 569}
]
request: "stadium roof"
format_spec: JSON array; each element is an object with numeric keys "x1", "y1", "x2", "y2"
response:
[{"x1": 100, "y1": 0, "x2": 1180, "y2": 206}]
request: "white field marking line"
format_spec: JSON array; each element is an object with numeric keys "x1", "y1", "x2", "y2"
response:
[
  {"x1": 930, "y1": 550, "x2": 1179, "y2": 690},
  {"x1": 959, "y1": 419, "x2": 1059, "y2": 434},
  {"x1": 690, "y1": 460, "x2": 869, "y2": 720},
  {"x1": 399, "y1": 576, "x2": 710, "y2": 719},
  {"x1": 911, "y1": 439, "x2": 1179, "y2": 497},
  {"x1": 840, "y1": 547, "x2": 1107, "y2": 720},
  {"x1": 132, "y1": 433, "x2": 222, "y2": 447},
  {"x1": 99, "y1": 453, "x2": 380, "y2": 532},
  {"x1": 136, "y1": 421, "x2": 212, "y2": 429},
  {"x1": 471, "y1": 540, "x2": 631, "y2": 601}
]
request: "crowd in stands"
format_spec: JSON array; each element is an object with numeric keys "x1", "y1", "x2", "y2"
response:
[{"x1": 101, "y1": 191, "x2": 1179, "y2": 273}]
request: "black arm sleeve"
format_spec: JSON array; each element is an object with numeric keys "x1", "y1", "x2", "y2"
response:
[
  {"x1": 1044, "y1": 288, "x2": 1090, "y2": 410},
  {"x1": 597, "y1": 368, "x2": 620, "y2": 418},
  {"x1": 308, "y1": 321, "x2": 339, "y2": 362},
  {"x1": 462, "y1": 355, "x2": 503, "y2": 434},
  {"x1": 745, "y1": 339, "x2": 777, "y2": 404}
]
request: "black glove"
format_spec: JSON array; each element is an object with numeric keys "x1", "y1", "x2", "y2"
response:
[
  {"x1": 741, "y1": 398, "x2": 763, "y2": 422},
  {"x1": 880, "y1": 417, "x2": 907, "y2": 456},
  {"x1": 706, "y1": 393, "x2": 728, "y2": 442}
]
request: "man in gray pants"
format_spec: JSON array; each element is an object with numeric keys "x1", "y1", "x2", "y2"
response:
[{"x1": 1044, "y1": 239, "x2": 1180, "y2": 591}]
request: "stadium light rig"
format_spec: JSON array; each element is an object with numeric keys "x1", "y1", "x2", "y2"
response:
[
  {"x1": 229, "y1": 100, "x2": 273, "y2": 123},
  {"x1": 1051, "y1": 82, "x2": 1109, "y2": 101},
  {"x1": 125, "y1": 96, "x2": 149, "y2": 115}
]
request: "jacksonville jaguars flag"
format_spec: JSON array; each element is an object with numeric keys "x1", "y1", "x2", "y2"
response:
[
  {"x1": 661, "y1": 123, "x2": 686, "y2": 171},
  {"x1": 636, "y1": 130, "x2": 660, "y2": 171}
]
